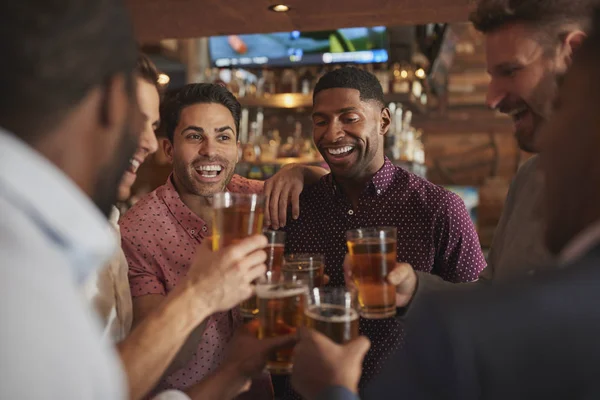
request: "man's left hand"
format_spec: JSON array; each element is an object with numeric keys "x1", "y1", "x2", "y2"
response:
[{"x1": 263, "y1": 164, "x2": 307, "y2": 229}]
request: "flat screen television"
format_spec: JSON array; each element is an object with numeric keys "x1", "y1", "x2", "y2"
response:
[{"x1": 209, "y1": 27, "x2": 389, "y2": 68}]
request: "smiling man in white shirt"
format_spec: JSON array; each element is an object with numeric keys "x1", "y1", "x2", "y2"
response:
[{"x1": 0, "y1": 1, "x2": 279, "y2": 399}]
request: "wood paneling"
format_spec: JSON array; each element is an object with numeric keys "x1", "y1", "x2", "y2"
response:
[{"x1": 126, "y1": 0, "x2": 475, "y2": 41}]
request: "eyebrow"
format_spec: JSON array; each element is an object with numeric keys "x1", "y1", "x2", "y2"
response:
[
  {"x1": 312, "y1": 107, "x2": 359, "y2": 118},
  {"x1": 180, "y1": 125, "x2": 234, "y2": 135}
]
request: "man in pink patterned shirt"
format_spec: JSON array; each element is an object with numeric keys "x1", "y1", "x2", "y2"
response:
[{"x1": 120, "y1": 83, "x2": 326, "y2": 398}]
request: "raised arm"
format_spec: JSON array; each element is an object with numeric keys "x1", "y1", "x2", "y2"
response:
[{"x1": 118, "y1": 236, "x2": 268, "y2": 400}]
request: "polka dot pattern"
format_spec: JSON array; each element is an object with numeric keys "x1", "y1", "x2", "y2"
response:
[
  {"x1": 120, "y1": 174, "x2": 267, "y2": 395},
  {"x1": 280, "y1": 158, "x2": 486, "y2": 398}
]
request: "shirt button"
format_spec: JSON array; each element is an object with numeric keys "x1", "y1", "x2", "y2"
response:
[
  {"x1": 202, "y1": 226, "x2": 208, "y2": 232},
  {"x1": 190, "y1": 229, "x2": 196, "y2": 234},
  {"x1": 348, "y1": 209, "x2": 354, "y2": 215},
  {"x1": 377, "y1": 189, "x2": 381, "y2": 194}
]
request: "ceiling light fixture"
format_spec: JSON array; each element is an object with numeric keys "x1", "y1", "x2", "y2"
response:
[
  {"x1": 415, "y1": 68, "x2": 426, "y2": 79},
  {"x1": 269, "y1": 4, "x2": 291, "y2": 12}
]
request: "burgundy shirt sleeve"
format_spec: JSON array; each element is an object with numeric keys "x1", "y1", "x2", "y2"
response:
[
  {"x1": 227, "y1": 174, "x2": 264, "y2": 194},
  {"x1": 433, "y1": 192, "x2": 487, "y2": 283},
  {"x1": 122, "y1": 235, "x2": 167, "y2": 297}
]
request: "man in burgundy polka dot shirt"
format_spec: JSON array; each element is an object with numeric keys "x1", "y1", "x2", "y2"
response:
[
  {"x1": 280, "y1": 67, "x2": 487, "y2": 398},
  {"x1": 120, "y1": 83, "x2": 326, "y2": 398}
]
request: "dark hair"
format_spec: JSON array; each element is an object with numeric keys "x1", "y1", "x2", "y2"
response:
[
  {"x1": 0, "y1": 0, "x2": 137, "y2": 143},
  {"x1": 136, "y1": 53, "x2": 161, "y2": 91},
  {"x1": 161, "y1": 83, "x2": 241, "y2": 142},
  {"x1": 313, "y1": 67, "x2": 385, "y2": 108},
  {"x1": 470, "y1": 0, "x2": 600, "y2": 48}
]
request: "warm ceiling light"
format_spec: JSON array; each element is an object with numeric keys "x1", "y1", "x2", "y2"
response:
[
  {"x1": 157, "y1": 73, "x2": 170, "y2": 85},
  {"x1": 400, "y1": 70, "x2": 408, "y2": 79},
  {"x1": 415, "y1": 68, "x2": 426, "y2": 79},
  {"x1": 269, "y1": 4, "x2": 290, "y2": 12}
]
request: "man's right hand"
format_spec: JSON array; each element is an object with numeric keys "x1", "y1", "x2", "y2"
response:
[
  {"x1": 343, "y1": 254, "x2": 417, "y2": 308},
  {"x1": 185, "y1": 235, "x2": 268, "y2": 314},
  {"x1": 291, "y1": 327, "x2": 370, "y2": 399}
]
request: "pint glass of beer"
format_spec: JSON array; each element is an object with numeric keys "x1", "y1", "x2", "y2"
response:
[
  {"x1": 346, "y1": 227, "x2": 397, "y2": 319},
  {"x1": 256, "y1": 278, "x2": 308, "y2": 373},
  {"x1": 212, "y1": 192, "x2": 265, "y2": 318},
  {"x1": 282, "y1": 254, "x2": 325, "y2": 289},
  {"x1": 305, "y1": 287, "x2": 359, "y2": 344},
  {"x1": 239, "y1": 230, "x2": 286, "y2": 319},
  {"x1": 263, "y1": 230, "x2": 286, "y2": 281}
]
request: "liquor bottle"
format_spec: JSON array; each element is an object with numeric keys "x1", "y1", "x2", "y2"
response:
[
  {"x1": 280, "y1": 69, "x2": 298, "y2": 93},
  {"x1": 374, "y1": 63, "x2": 389, "y2": 94}
]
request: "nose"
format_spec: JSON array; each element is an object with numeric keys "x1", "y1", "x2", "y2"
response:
[
  {"x1": 198, "y1": 137, "x2": 217, "y2": 158},
  {"x1": 486, "y1": 79, "x2": 506, "y2": 110},
  {"x1": 139, "y1": 124, "x2": 159, "y2": 156},
  {"x1": 323, "y1": 120, "x2": 345, "y2": 144}
]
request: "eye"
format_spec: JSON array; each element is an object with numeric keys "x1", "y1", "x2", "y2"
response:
[
  {"x1": 342, "y1": 113, "x2": 360, "y2": 124},
  {"x1": 218, "y1": 134, "x2": 232, "y2": 141},
  {"x1": 500, "y1": 67, "x2": 521, "y2": 78},
  {"x1": 313, "y1": 120, "x2": 327, "y2": 127},
  {"x1": 186, "y1": 133, "x2": 201, "y2": 140}
]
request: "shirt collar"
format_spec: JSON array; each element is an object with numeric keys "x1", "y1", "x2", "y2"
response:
[
  {"x1": 158, "y1": 174, "x2": 208, "y2": 240},
  {"x1": 0, "y1": 129, "x2": 116, "y2": 283},
  {"x1": 560, "y1": 219, "x2": 600, "y2": 264},
  {"x1": 328, "y1": 157, "x2": 396, "y2": 197}
]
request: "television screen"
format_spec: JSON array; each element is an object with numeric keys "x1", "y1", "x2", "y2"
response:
[{"x1": 209, "y1": 27, "x2": 389, "y2": 68}]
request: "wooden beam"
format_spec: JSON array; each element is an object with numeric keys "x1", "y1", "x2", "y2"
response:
[{"x1": 126, "y1": 0, "x2": 474, "y2": 41}]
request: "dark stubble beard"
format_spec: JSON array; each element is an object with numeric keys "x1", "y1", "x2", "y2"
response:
[{"x1": 92, "y1": 122, "x2": 138, "y2": 218}]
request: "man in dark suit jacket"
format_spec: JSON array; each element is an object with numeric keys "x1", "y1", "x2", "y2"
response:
[{"x1": 290, "y1": 4, "x2": 600, "y2": 400}]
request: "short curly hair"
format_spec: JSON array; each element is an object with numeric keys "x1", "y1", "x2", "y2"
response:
[
  {"x1": 313, "y1": 67, "x2": 385, "y2": 108},
  {"x1": 470, "y1": 0, "x2": 600, "y2": 50}
]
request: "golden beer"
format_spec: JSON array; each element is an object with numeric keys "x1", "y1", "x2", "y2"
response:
[
  {"x1": 238, "y1": 243, "x2": 286, "y2": 318},
  {"x1": 212, "y1": 193, "x2": 265, "y2": 318},
  {"x1": 257, "y1": 281, "x2": 307, "y2": 373},
  {"x1": 305, "y1": 304, "x2": 359, "y2": 344},
  {"x1": 282, "y1": 254, "x2": 325, "y2": 289},
  {"x1": 347, "y1": 227, "x2": 397, "y2": 319},
  {"x1": 212, "y1": 205, "x2": 264, "y2": 251}
]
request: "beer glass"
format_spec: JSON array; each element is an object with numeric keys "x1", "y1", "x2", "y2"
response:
[
  {"x1": 305, "y1": 287, "x2": 359, "y2": 344},
  {"x1": 211, "y1": 192, "x2": 265, "y2": 251},
  {"x1": 239, "y1": 230, "x2": 286, "y2": 318},
  {"x1": 346, "y1": 227, "x2": 397, "y2": 319},
  {"x1": 212, "y1": 192, "x2": 265, "y2": 318},
  {"x1": 256, "y1": 277, "x2": 307, "y2": 374},
  {"x1": 282, "y1": 254, "x2": 325, "y2": 289}
]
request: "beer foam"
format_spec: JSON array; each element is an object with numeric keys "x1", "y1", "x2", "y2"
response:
[
  {"x1": 305, "y1": 305, "x2": 359, "y2": 322},
  {"x1": 255, "y1": 284, "x2": 307, "y2": 299}
]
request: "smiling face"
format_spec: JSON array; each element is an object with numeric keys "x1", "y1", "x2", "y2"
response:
[
  {"x1": 312, "y1": 88, "x2": 390, "y2": 181},
  {"x1": 485, "y1": 23, "x2": 565, "y2": 153},
  {"x1": 117, "y1": 77, "x2": 160, "y2": 201},
  {"x1": 164, "y1": 102, "x2": 238, "y2": 198}
]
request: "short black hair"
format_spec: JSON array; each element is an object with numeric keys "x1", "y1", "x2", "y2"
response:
[
  {"x1": 0, "y1": 0, "x2": 137, "y2": 143},
  {"x1": 313, "y1": 67, "x2": 385, "y2": 108},
  {"x1": 161, "y1": 83, "x2": 242, "y2": 142}
]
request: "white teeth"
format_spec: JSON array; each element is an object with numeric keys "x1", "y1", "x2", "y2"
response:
[
  {"x1": 200, "y1": 171, "x2": 218, "y2": 177},
  {"x1": 328, "y1": 146, "x2": 354, "y2": 155},
  {"x1": 196, "y1": 165, "x2": 223, "y2": 172},
  {"x1": 129, "y1": 159, "x2": 141, "y2": 172},
  {"x1": 508, "y1": 108, "x2": 527, "y2": 117}
]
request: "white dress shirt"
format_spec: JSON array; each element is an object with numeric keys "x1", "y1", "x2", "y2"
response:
[{"x1": 0, "y1": 129, "x2": 125, "y2": 399}]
